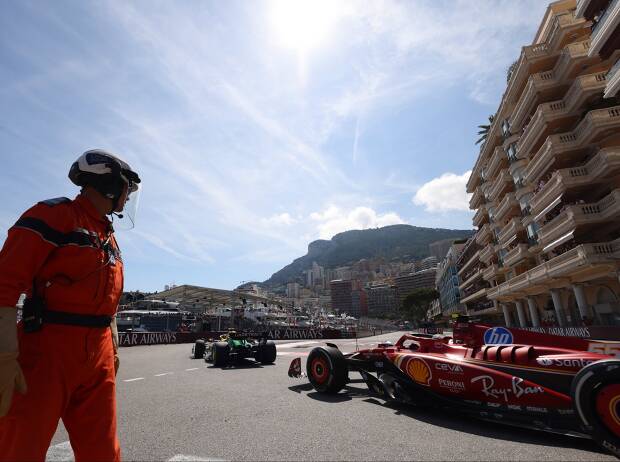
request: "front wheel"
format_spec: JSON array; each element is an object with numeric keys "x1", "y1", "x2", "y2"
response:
[
  {"x1": 571, "y1": 359, "x2": 620, "y2": 457},
  {"x1": 306, "y1": 346, "x2": 348, "y2": 394},
  {"x1": 257, "y1": 341, "x2": 277, "y2": 364},
  {"x1": 213, "y1": 342, "x2": 230, "y2": 367}
]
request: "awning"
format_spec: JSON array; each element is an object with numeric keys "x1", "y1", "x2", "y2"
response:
[
  {"x1": 534, "y1": 193, "x2": 563, "y2": 222},
  {"x1": 542, "y1": 230, "x2": 574, "y2": 254}
]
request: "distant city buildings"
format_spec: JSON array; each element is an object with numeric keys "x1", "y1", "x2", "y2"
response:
[
  {"x1": 330, "y1": 279, "x2": 353, "y2": 315},
  {"x1": 366, "y1": 284, "x2": 398, "y2": 317}
]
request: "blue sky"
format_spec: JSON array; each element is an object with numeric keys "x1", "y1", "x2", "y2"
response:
[{"x1": 1, "y1": 0, "x2": 549, "y2": 292}]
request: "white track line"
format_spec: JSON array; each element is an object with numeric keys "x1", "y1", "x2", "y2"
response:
[
  {"x1": 46, "y1": 441, "x2": 73, "y2": 461},
  {"x1": 123, "y1": 377, "x2": 145, "y2": 382},
  {"x1": 155, "y1": 372, "x2": 174, "y2": 377},
  {"x1": 276, "y1": 341, "x2": 320, "y2": 348},
  {"x1": 185, "y1": 367, "x2": 199, "y2": 371}
]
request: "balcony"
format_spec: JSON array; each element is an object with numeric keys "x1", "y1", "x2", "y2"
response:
[
  {"x1": 459, "y1": 267, "x2": 483, "y2": 291},
  {"x1": 487, "y1": 238, "x2": 620, "y2": 301},
  {"x1": 482, "y1": 263, "x2": 505, "y2": 281},
  {"x1": 504, "y1": 243, "x2": 533, "y2": 267},
  {"x1": 498, "y1": 217, "x2": 525, "y2": 246},
  {"x1": 479, "y1": 243, "x2": 497, "y2": 265},
  {"x1": 487, "y1": 146, "x2": 508, "y2": 179},
  {"x1": 605, "y1": 58, "x2": 620, "y2": 98},
  {"x1": 488, "y1": 169, "x2": 513, "y2": 202},
  {"x1": 589, "y1": 0, "x2": 620, "y2": 58},
  {"x1": 530, "y1": 147, "x2": 620, "y2": 216},
  {"x1": 494, "y1": 192, "x2": 520, "y2": 222},
  {"x1": 510, "y1": 70, "x2": 560, "y2": 131},
  {"x1": 475, "y1": 223, "x2": 493, "y2": 247},
  {"x1": 538, "y1": 189, "x2": 620, "y2": 249},
  {"x1": 469, "y1": 186, "x2": 485, "y2": 210},
  {"x1": 460, "y1": 286, "x2": 488, "y2": 305},
  {"x1": 472, "y1": 205, "x2": 489, "y2": 228},
  {"x1": 525, "y1": 106, "x2": 620, "y2": 184},
  {"x1": 458, "y1": 249, "x2": 481, "y2": 278}
]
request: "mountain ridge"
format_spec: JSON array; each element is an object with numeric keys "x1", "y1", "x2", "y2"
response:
[{"x1": 263, "y1": 224, "x2": 474, "y2": 287}]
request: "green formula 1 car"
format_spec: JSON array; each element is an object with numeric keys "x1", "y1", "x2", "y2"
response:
[{"x1": 192, "y1": 331, "x2": 277, "y2": 367}]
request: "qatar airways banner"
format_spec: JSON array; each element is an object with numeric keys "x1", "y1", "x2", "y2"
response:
[
  {"x1": 520, "y1": 326, "x2": 620, "y2": 341},
  {"x1": 118, "y1": 328, "x2": 351, "y2": 347}
]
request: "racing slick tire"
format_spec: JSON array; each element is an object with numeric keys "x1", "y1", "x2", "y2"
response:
[
  {"x1": 213, "y1": 341, "x2": 230, "y2": 367},
  {"x1": 307, "y1": 346, "x2": 348, "y2": 394},
  {"x1": 256, "y1": 340, "x2": 277, "y2": 364},
  {"x1": 192, "y1": 339, "x2": 206, "y2": 359},
  {"x1": 571, "y1": 359, "x2": 620, "y2": 457}
]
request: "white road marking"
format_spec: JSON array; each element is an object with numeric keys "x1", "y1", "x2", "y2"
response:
[
  {"x1": 168, "y1": 455, "x2": 225, "y2": 461},
  {"x1": 155, "y1": 372, "x2": 174, "y2": 377},
  {"x1": 185, "y1": 367, "x2": 200, "y2": 371},
  {"x1": 277, "y1": 352, "x2": 308, "y2": 356},
  {"x1": 123, "y1": 377, "x2": 145, "y2": 382},
  {"x1": 276, "y1": 341, "x2": 320, "y2": 348},
  {"x1": 46, "y1": 441, "x2": 74, "y2": 461}
]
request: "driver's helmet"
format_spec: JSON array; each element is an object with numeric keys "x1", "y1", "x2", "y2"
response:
[{"x1": 69, "y1": 149, "x2": 141, "y2": 225}]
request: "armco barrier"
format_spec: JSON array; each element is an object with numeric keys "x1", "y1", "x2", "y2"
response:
[{"x1": 118, "y1": 327, "x2": 354, "y2": 347}]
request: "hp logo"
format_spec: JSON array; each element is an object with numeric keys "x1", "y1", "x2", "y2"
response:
[{"x1": 484, "y1": 327, "x2": 514, "y2": 345}]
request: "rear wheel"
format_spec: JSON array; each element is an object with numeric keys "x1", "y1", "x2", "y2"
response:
[
  {"x1": 571, "y1": 359, "x2": 620, "y2": 457},
  {"x1": 192, "y1": 339, "x2": 206, "y2": 359},
  {"x1": 213, "y1": 342, "x2": 230, "y2": 367},
  {"x1": 257, "y1": 341, "x2": 277, "y2": 364},
  {"x1": 306, "y1": 346, "x2": 348, "y2": 394}
]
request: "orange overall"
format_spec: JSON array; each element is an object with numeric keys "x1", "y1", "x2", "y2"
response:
[{"x1": 0, "y1": 194, "x2": 123, "y2": 461}]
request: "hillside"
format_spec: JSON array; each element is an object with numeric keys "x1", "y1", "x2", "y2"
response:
[{"x1": 264, "y1": 224, "x2": 474, "y2": 287}]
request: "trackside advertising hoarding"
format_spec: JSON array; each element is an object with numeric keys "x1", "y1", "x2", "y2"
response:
[{"x1": 118, "y1": 328, "x2": 349, "y2": 347}]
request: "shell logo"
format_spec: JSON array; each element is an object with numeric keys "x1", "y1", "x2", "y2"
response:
[{"x1": 406, "y1": 358, "x2": 432, "y2": 386}]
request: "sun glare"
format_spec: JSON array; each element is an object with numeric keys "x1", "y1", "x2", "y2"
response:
[{"x1": 270, "y1": 0, "x2": 343, "y2": 52}]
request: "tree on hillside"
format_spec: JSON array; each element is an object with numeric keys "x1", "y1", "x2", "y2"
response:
[{"x1": 402, "y1": 288, "x2": 439, "y2": 326}]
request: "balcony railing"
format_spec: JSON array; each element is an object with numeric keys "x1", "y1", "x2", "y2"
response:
[
  {"x1": 538, "y1": 189, "x2": 620, "y2": 247},
  {"x1": 469, "y1": 186, "x2": 485, "y2": 210},
  {"x1": 473, "y1": 205, "x2": 489, "y2": 228},
  {"x1": 498, "y1": 217, "x2": 525, "y2": 246},
  {"x1": 458, "y1": 249, "x2": 481, "y2": 277},
  {"x1": 605, "y1": 58, "x2": 620, "y2": 98},
  {"x1": 504, "y1": 243, "x2": 532, "y2": 267},
  {"x1": 495, "y1": 192, "x2": 520, "y2": 222},
  {"x1": 530, "y1": 148, "x2": 620, "y2": 215},
  {"x1": 488, "y1": 238, "x2": 620, "y2": 300},
  {"x1": 524, "y1": 106, "x2": 620, "y2": 184},
  {"x1": 590, "y1": 0, "x2": 620, "y2": 57},
  {"x1": 475, "y1": 223, "x2": 493, "y2": 247},
  {"x1": 479, "y1": 243, "x2": 497, "y2": 264},
  {"x1": 487, "y1": 146, "x2": 507, "y2": 179},
  {"x1": 459, "y1": 268, "x2": 483, "y2": 291},
  {"x1": 488, "y1": 169, "x2": 513, "y2": 202}
]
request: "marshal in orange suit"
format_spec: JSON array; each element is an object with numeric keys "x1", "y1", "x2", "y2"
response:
[{"x1": 0, "y1": 150, "x2": 141, "y2": 461}]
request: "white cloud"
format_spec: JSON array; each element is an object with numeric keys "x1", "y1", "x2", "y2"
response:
[
  {"x1": 310, "y1": 205, "x2": 405, "y2": 239},
  {"x1": 413, "y1": 171, "x2": 473, "y2": 212},
  {"x1": 261, "y1": 212, "x2": 295, "y2": 226}
]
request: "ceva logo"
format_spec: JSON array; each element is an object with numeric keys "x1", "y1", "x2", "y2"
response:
[{"x1": 484, "y1": 327, "x2": 514, "y2": 345}]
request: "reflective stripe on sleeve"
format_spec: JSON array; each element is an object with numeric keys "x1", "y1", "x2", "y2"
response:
[{"x1": 13, "y1": 217, "x2": 99, "y2": 248}]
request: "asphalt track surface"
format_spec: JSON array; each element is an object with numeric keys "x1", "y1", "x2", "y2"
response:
[{"x1": 47, "y1": 331, "x2": 615, "y2": 461}]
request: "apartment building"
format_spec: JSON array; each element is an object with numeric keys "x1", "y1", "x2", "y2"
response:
[
  {"x1": 394, "y1": 268, "x2": 438, "y2": 307},
  {"x1": 465, "y1": 0, "x2": 620, "y2": 327},
  {"x1": 366, "y1": 284, "x2": 399, "y2": 317},
  {"x1": 456, "y1": 237, "x2": 497, "y2": 320},
  {"x1": 576, "y1": 0, "x2": 620, "y2": 98},
  {"x1": 329, "y1": 279, "x2": 353, "y2": 315},
  {"x1": 436, "y1": 241, "x2": 468, "y2": 318}
]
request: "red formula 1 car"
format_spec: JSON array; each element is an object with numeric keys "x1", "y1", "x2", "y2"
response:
[{"x1": 288, "y1": 318, "x2": 620, "y2": 457}]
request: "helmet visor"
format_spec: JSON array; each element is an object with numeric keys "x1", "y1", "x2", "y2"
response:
[{"x1": 114, "y1": 182, "x2": 141, "y2": 230}]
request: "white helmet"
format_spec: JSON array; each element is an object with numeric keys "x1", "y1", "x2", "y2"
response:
[{"x1": 69, "y1": 149, "x2": 142, "y2": 226}]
